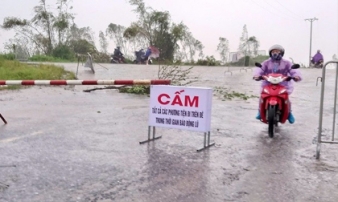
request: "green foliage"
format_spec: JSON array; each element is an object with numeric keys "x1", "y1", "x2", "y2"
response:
[
  {"x1": 0, "y1": 57, "x2": 76, "y2": 80},
  {"x1": 0, "y1": 57, "x2": 76, "y2": 90},
  {"x1": 69, "y1": 39, "x2": 97, "y2": 55},
  {"x1": 125, "y1": 0, "x2": 201, "y2": 62},
  {"x1": 3, "y1": 1, "x2": 96, "y2": 56},
  {"x1": 217, "y1": 37, "x2": 229, "y2": 65},
  {"x1": 119, "y1": 86, "x2": 149, "y2": 94},
  {"x1": 52, "y1": 45, "x2": 75, "y2": 60},
  {"x1": 0, "y1": 53, "x2": 15, "y2": 60},
  {"x1": 244, "y1": 56, "x2": 250, "y2": 67},
  {"x1": 214, "y1": 87, "x2": 258, "y2": 101},
  {"x1": 29, "y1": 55, "x2": 71, "y2": 62},
  {"x1": 2, "y1": 17, "x2": 29, "y2": 29},
  {"x1": 238, "y1": 24, "x2": 260, "y2": 57},
  {"x1": 196, "y1": 56, "x2": 220, "y2": 66},
  {"x1": 154, "y1": 32, "x2": 175, "y2": 61},
  {"x1": 123, "y1": 26, "x2": 139, "y2": 39}
]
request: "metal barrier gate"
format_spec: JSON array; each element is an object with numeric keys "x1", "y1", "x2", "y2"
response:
[{"x1": 316, "y1": 61, "x2": 338, "y2": 159}]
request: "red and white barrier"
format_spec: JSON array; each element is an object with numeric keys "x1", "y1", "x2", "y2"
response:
[{"x1": 0, "y1": 80, "x2": 171, "y2": 85}]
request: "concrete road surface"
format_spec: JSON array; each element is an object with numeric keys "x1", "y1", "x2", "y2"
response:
[{"x1": 1, "y1": 63, "x2": 338, "y2": 202}]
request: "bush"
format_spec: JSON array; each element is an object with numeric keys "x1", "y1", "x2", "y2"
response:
[
  {"x1": 52, "y1": 45, "x2": 75, "y2": 60},
  {"x1": 0, "y1": 53, "x2": 15, "y2": 60},
  {"x1": 244, "y1": 56, "x2": 250, "y2": 66},
  {"x1": 29, "y1": 55, "x2": 70, "y2": 62},
  {"x1": 196, "y1": 55, "x2": 220, "y2": 66},
  {"x1": 0, "y1": 57, "x2": 76, "y2": 90}
]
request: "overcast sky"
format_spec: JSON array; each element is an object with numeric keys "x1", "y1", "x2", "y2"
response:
[{"x1": 0, "y1": 0, "x2": 337, "y2": 65}]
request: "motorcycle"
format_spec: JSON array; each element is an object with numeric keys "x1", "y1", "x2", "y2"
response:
[
  {"x1": 133, "y1": 49, "x2": 152, "y2": 64},
  {"x1": 110, "y1": 54, "x2": 125, "y2": 64},
  {"x1": 311, "y1": 59, "x2": 324, "y2": 68},
  {"x1": 254, "y1": 62, "x2": 300, "y2": 138}
]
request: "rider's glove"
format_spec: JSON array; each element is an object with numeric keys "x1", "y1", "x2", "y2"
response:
[
  {"x1": 293, "y1": 76, "x2": 300, "y2": 82},
  {"x1": 253, "y1": 76, "x2": 262, "y2": 81}
]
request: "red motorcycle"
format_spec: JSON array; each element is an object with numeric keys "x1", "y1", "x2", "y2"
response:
[{"x1": 254, "y1": 62, "x2": 299, "y2": 138}]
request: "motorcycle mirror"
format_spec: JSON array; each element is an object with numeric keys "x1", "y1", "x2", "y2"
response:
[
  {"x1": 255, "y1": 62, "x2": 262, "y2": 68},
  {"x1": 291, "y1": 64, "x2": 300, "y2": 69}
]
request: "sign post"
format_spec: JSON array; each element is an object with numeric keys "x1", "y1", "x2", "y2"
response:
[{"x1": 140, "y1": 85, "x2": 214, "y2": 152}]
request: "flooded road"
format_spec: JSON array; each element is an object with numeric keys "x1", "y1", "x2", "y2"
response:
[{"x1": 1, "y1": 63, "x2": 338, "y2": 202}]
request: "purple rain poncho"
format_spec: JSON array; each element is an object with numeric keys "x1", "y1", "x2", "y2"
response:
[
  {"x1": 312, "y1": 52, "x2": 324, "y2": 63},
  {"x1": 253, "y1": 58, "x2": 302, "y2": 94}
]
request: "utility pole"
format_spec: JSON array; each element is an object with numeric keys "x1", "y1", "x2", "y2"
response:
[{"x1": 305, "y1": 17, "x2": 318, "y2": 68}]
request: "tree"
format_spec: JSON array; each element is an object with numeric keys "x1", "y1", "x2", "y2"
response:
[
  {"x1": 31, "y1": 0, "x2": 55, "y2": 54},
  {"x1": 1, "y1": 0, "x2": 95, "y2": 57},
  {"x1": 178, "y1": 29, "x2": 204, "y2": 62},
  {"x1": 238, "y1": 25, "x2": 249, "y2": 56},
  {"x1": 247, "y1": 36, "x2": 259, "y2": 57},
  {"x1": 99, "y1": 31, "x2": 108, "y2": 53},
  {"x1": 238, "y1": 25, "x2": 260, "y2": 57},
  {"x1": 4, "y1": 34, "x2": 34, "y2": 57},
  {"x1": 66, "y1": 24, "x2": 96, "y2": 54},
  {"x1": 66, "y1": 24, "x2": 95, "y2": 45},
  {"x1": 53, "y1": 0, "x2": 74, "y2": 45},
  {"x1": 2, "y1": 16, "x2": 49, "y2": 55},
  {"x1": 217, "y1": 37, "x2": 229, "y2": 65},
  {"x1": 106, "y1": 23, "x2": 127, "y2": 50},
  {"x1": 123, "y1": 0, "x2": 203, "y2": 62}
]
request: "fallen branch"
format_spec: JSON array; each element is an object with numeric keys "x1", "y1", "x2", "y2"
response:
[
  {"x1": 94, "y1": 62, "x2": 109, "y2": 70},
  {"x1": 83, "y1": 85, "x2": 127, "y2": 92},
  {"x1": 0, "y1": 181, "x2": 9, "y2": 189}
]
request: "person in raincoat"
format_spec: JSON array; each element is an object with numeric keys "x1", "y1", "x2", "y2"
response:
[
  {"x1": 253, "y1": 44, "x2": 302, "y2": 124},
  {"x1": 311, "y1": 50, "x2": 324, "y2": 66},
  {"x1": 114, "y1": 46, "x2": 123, "y2": 57},
  {"x1": 144, "y1": 47, "x2": 152, "y2": 65}
]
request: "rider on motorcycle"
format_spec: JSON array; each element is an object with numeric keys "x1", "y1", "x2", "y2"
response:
[
  {"x1": 311, "y1": 50, "x2": 324, "y2": 67},
  {"x1": 114, "y1": 46, "x2": 123, "y2": 58},
  {"x1": 253, "y1": 44, "x2": 302, "y2": 124}
]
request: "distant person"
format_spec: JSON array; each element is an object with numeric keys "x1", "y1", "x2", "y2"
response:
[
  {"x1": 311, "y1": 50, "x2": 324, "y2": 68},
  {"x1": 114, "y1": 46, "x2": 123, "y2": 57},
  {"x1": 144, "y1": 47, "x2": 152, "y2": 65},
  {"x1": 111, "y1": 46, "x2": 125, "y2": 63}
]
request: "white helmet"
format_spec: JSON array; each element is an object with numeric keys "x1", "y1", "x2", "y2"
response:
[{"x1": 269, "y1": 44, "x2": 285, "y2": 57}]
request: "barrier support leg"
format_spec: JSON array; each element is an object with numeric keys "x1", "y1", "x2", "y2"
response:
[
  {"x1": 197, "y1": 131, "x2": 215, "y2": 152},
  {"x1": 0, "y1": 114, "x2": 7, "y2": 124},
  {"x1": 139, "y1": 126, "x2": 162, "y2": 144}
]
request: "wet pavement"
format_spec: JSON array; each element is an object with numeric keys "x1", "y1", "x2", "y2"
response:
[{"x1": 1, "y1": 63, "x2": 338, "y2": 202}]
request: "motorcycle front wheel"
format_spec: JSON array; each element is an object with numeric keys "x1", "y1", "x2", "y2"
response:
[{"x1": 268, "y1": 105, "x2": 276, "y2": 138}]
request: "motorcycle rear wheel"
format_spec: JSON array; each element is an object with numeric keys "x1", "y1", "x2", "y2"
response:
[{"x1": 268, "y1": 105, "x2": 276, "y2": 138}]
